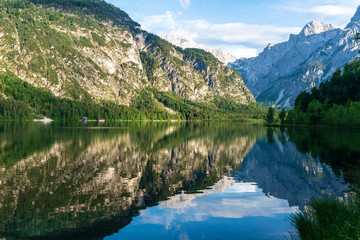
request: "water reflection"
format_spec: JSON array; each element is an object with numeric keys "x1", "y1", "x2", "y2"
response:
[
  {"x1": 285, "y1": 128, "x2": 360, "y2": 184},
  {"x1": 233, "y1": 128, "x2": 350, "y2": 210},
  {"x1": 0, "y1": 122, "x2": 261, "y2": 239},
  {"x1": 109, "y1": 181, "x2": 296, "y2": 240},
  {"x1": 0, "y1": 122, "x2": 357, "y2": 240}
]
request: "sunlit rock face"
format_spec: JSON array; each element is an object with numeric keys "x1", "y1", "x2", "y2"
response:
[
  {"x1": 230, "y1": 7, "x2": 360, "y2": 107},
  {"x1": 0, "y1": 122, "x2": 259, "y2": 239}
]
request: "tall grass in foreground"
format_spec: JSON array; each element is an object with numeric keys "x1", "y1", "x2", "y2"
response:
[{"x1": 290, "y1": 192, "x2": 360, "y2": 240}]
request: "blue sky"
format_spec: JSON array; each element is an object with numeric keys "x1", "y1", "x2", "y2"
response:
[{"x1": 107, "y1": 0, "x2": 360, "y2": 58}]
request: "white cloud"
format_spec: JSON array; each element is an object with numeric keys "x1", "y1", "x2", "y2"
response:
[
  {"x1": 281, "y1": 5, "x2": 356, "y2": 17},
  {"x1": 140, "y1": 12, "x2": 301, "y2": 58},
  {"x1": 223, "y1": 46, "x2": 258, "y2": 59},
  {"x1": 188, "y1": 20, "x2": 300, "y2": 46},
  {"x1": 141, "y1": 11, "x2": 180, "y2": 34},
  {"x1": 280, "y1": 0, "x2": 360, "y2": 9},
  {"x1": 179, "y1": 0, "x2": 190, "y2": 9},
  {"x1": 273, "y1": 1, "x2": 360, "y2": 26}
]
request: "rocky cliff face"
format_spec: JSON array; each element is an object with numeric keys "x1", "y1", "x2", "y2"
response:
[
  {"x1": 230, "y1": 7, "x2": 360, "y2": 107},
  {"x1": 0, "y1": 0, "x2": 254, "y2": 106}
]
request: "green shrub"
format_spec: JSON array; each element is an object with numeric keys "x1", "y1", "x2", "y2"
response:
[{"x1": 91, "y1": 32, "x2": 106, "y2": 46}]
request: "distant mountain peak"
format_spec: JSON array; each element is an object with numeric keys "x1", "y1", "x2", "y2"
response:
[
  {"x1": 300, "y1": 21, "x2": 337, "y2": 36},
  {"x1": 163, "y1": 34, "x2": 236, "y2": 64},
  {"x1": 230, "y1": 7, "x2": 360, "y2": 108},
  {"x1": 163, "y1": 33, "x2": 201, "y2": 49},
  {"x1": 346, "y1": 5, "x2": 360, "y2": 28}
]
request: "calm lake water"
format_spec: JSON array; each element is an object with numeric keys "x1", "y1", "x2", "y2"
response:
[{"x1": 0, "y1": 122, "x2": 359, "y2": 240}]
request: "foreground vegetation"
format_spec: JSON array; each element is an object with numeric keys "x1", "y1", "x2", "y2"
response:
[
  {"x1": 290, "y1": 190, "x2": 360, "y2": 240},
  {"x1": 0, "y1": 71, "x2": 266, "y2": 121}
]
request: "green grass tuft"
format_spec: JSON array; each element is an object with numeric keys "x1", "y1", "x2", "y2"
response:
[{"x1": 290, "y1": 192, "x2": 360, "y2": 240}]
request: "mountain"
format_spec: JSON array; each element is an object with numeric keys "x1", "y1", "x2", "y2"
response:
[
  {"x1": 163, "y1": 33, "x2": 236, "y2": 64},
  {"x1": 230, "y1": 7, "x2": 360, "y2": 107},
  {"x1": 0, "y1": 0, "x2": 256, "y2": 120}
]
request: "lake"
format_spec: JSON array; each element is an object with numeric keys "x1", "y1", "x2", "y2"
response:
[{"x1": 0, "y1": 122, "x2": 358, "y2": 240}]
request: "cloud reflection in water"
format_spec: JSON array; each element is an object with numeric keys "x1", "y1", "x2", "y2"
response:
[{"x1": 106, "y1": 179, "x2": 298, "y2": 240}]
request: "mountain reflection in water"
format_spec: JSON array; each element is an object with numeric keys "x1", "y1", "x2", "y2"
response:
[{"x1": 0, "y1": 122, "x2": 357, "y2": 240}]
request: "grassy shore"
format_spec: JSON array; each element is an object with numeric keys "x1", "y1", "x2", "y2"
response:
[{"x1": 290, "y1": 190, "x2": 360, "y2": 240}]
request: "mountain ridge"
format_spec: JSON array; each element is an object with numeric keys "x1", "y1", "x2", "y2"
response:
[
  {"x1": 347, "y1": 5, "x2": 360, "y2": 28},
  {"x1": 230, "y1": 7, "x2": 360, "y2": 107},
  {"x1": 299, "y1": 21, "x2": 338, "y2": 36}
]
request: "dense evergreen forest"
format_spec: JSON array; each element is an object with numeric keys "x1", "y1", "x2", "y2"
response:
[
  {"x1": 277, "y1": 59, "x2": 360, "y2": 126},
  {"x1": 0, "y1": 72, "x2": 265, "y2": 121}
]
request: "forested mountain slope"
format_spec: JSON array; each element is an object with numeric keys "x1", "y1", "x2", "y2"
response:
[{"x1": 0, "y1": 0, "x2": 258, "y2": 120}]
